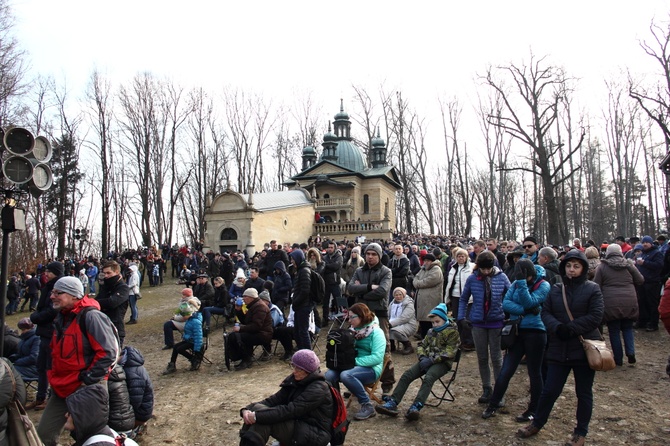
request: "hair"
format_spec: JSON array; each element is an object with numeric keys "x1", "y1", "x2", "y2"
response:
[
  {"x1": 214, "y1": 276, "x2": 224, "y2": 286},
  {"x1": 538, "y1": 246, "x2": 557, "y2": 261},
  {"x1": 499, "y1": 241, "x2": 508, "y2": 248},
  {"x1": 307, "y1": 247, "x2": 322, "y2": 262},
  {"x1": 249, "y1": 266, "x2": 259, "y2": 273},
  {"x1": 263, "y1": 280, "x2": 274, "y2": 291},
  {"x1": 327, "y1": 240, "x2": 336, "y2": 248},
  {"x1": 584, "y1": 246, "x2": 600, "y2": 259},
  {"x1": 270, "y1": 239, "x2": 277, "y2": 244},
  {"x1": 102, "y1": 260, "x2": 120, "y2": 273},
  {"x1": 486, "y1": 238, "x2": 498, "y2": 245},
  {"x1": 349, "y1": 303, "x2": 374, "y2": 325},
  {"x1": 452, "y1": 247, "x2": 468, "y2": 259},
  {"x1": 474, "y1": 240, "x2": 486, "y2": 249}
]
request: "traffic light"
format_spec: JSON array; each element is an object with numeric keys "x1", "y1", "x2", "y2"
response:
[
  {"x1": 75, "y1": 228, "x2": 81, "y2": 240},
  {"x1": 81, "y1": 229, "x2": 88, "y2": 242},
  {"x1": 1, "y1": 127, "x2": 53, "y2": 197}
]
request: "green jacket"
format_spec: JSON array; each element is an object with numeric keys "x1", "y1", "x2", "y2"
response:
[
  {"x1": 416, "y1": 324, "x2": 460, "y2": 367},
  {"x1": 353, "y1": 323, "x2": 386, "y2": 379}
]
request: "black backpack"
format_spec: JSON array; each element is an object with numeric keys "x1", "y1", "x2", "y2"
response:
[
  {"x1": 310, "y1": 269, "x2": 326, "y2": 304},
  {"x1": 326, "y1": 328, "x2": 356, "y2": 371}
]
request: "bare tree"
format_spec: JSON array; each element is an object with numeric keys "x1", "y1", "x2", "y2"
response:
[{"x1": 0, "y1": 0, "x2": 28, "y2": 127}]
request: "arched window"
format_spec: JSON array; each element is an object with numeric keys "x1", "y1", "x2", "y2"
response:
[
  {"x1": 323, "y1": 193, "x2": 330, "y2": 199},
  {"x1": 220, "y1": 228, "x2": 238, "y2": 240},
  {"x1": 363, "y1": 194, "x2": 369, "y2": 214}
]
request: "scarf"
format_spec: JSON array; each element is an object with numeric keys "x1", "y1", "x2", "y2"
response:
[
  {"x1": 432, "y1": 319, "x2": 450, "y2": 332},
  {"x1": 352, "y1": 324, "x2": 377, "y2": 340},
  {"x1": 483, "y1": 275, "x2": 492, "y2": 315}
]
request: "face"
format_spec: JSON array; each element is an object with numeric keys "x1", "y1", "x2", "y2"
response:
[
  {"x1": 499, "y1": 245, "x2": 507, "y2": 254},
  {"x1": 478, "y1": 267, "x2": 493, "y2": 276},
  {"x1": 642, "y1": 241, "x2": 653, "y2": 250},
  {"x1": 250, "y1": 269, "x2": 259, "y2": 279},
  {"x1": 523, "y1": 242, "x2": 538, "y2": 255},
  {"x1": 403, "y1": 246, "x2": 410, "y2": 255},
  {"x1": 430, "y1": 316, "x2": 444, "y2": 328},
  {"x1": 271, "y1": 241, "x2": 278, "y2": 250},
  {"x1": 365, "y1": 251, "x2": 380, "y2": 267},
  {"x1": 102, "y1": 267, "x2": 118, "y2": 279},
  {"x1": 45, "y1": 271, "x2": 56, "y2": 281},
  {"x1": 327, "y1": 244, "x2": 335, "y2": 254},
  {"x1": 474, "y1": 244, "x2": 484, "y2": 254},
  {"x1": 457, "y1": 253, "x2": 467, "y2": 264},
  {"x1": 214, "y1": 279, "x2": 223, "y2": 288},
  {"x1": 486, "y1": 240, "x2": 497, "y2": 251},
  {"x1": 291, "y1": 364, "x2": 309, "y2": 381},
  {"x1": 64, "y1": 412, "x2": 75, "y2": 431},
  {"x1": 393, "y1": 245, "x2": 403, "y2": 256},
  {"x1": 564, "y1": 260, "x2": 584, "y2": 278},
  {"x1": 393, "y1": 290, "x2": 405, "y2": 302},
  {"x1": 349, "y1": 312, "x2": 362, "y2": 328},
  {"x1": 51, "y1": 290, "x2": 78, "y2": 311},
  {"x1": 538, "y1": 254, "x2": 548, "y2": 266},
  {"x1": 243, "y1": 295, "x2": 255, "y2": 306},
  {"x1": 507, "y1": 241, "x2": 517, "y2": 251}
]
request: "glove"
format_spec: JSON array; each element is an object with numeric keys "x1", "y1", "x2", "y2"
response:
[
  {"x1": 555, "y1": 324, "x2": 572, "y2": 340},
  {"x1": 524, "y1": 306, "x2": 541, "y2": 315},
  {"x1": 457, "y1": 319, "x2": 472, "y2": 331},
  {"x1": 419, "y1": 357, "x2": 433, "y2": 373}
]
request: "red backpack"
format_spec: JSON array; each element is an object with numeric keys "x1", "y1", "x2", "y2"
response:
[{"x1": 329, "y1": 384, "x2": 349, "y2": 446}]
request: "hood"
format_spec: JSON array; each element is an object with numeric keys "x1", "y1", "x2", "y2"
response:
[
  {"x1": 559, "y1": 250, "x2": 589, "y2": 282},
  {"x1": 120, "y1": 345, "x2": 146, "y2": 368},
  {"x1": 290, "y1": 249, "x2": 305, "y2": 265},
  {"x1": 274, "y1": 261, "x2": 287, "y2": 272},
  {"x1": 129, "y1": 264, "x2": 138, "y2": 273},
  {"x1": 534, "y1": 264, "x2": 546, "y2": 279},
  {"x1": 66, "y1": 384, "x2": 111, "y2": 442}
]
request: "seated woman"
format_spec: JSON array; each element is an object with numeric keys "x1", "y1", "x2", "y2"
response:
[
  {"x1": 325, "y1": 303, "x2": 385, "y2": 421},
  {"x1": 9, "y1": 318, "x2": 40, "y2": 382},
  {"x1": 162, "y1": 289, "x2": 201, "y2": 350},
  {"x1": 239, "y1": 349, "x2": 332, "y2": 446},
  {"x1": 387, "y1": 287, "x2": 418, "y2": 355},
  {"x1": 201, "y1": 276, "x2": 231, "y2": 330},
  {"x1": 161, "y1": 302, "x2": 203, "y2": 374}
]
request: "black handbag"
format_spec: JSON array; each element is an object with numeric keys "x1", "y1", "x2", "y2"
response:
[{"x1": 500, "y1": 317, "x2": 522, "y2": 350}]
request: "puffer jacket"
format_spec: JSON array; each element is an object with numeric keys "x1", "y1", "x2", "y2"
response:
[
  {"x1": 352, "y1": 321, "x2": 386, "y2": 379},
  {"x1": 182, "y1": 312, "x2": 203, "y2": 352},
  {"x1": 503, "y1": 265, "x2": 550, "y2": 331},
  {"x1": 10, "y1": 328, "x2": 40, "y2": 371},
  {"x1": 96, "y1": 274, "x2": 130, "y2": 339},
  {"x1": 445, "y1": 261, "x2": 474, "y2": 299},
  {"x1": 349, "y1": 261, "x2": 392, "y2": 319},
  {"x1": 413, "y1": 261, "x2": 444, "y2": 321},
  {"x1": 416, "y1": 323, "x2": 460, "y2": 366},
  {"x1": 119, "y1": 346, "x2": 154, "y2": 423},
  {"x1": 322, "y1": 249, "x2": 343, "y2": 285},
  {"x1": 593, "y1": 254, "x2": 644, "y2": 322},
  {"x1": 107, "y1": 363, "x2": 135, "y2": 432},
  {"x1": 542, "y1": 250, "x2": 604, "y2": 364},
  {"x1": 458, "y1": 267, "x2": 510, "y2": 327},
  {"x1": 292, "y1": 262, "x2": 313, "y2": 309},
  {"x1": 388, "y1": 296, "x2": 418, "y2": 340},
  {"x1": 271, "y1": 261, "x2": 293, "y2": 305},
  {"x1": 243, "y1": 371, "x2": 332, "y2": 446},
  {"x1": 240, "y1": 299, "x2": 273, "y2": 344}
]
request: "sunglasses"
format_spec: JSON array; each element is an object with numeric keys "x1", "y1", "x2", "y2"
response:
[{"x1": 523, "y1": 245, "x2": 534, "y2": 249}]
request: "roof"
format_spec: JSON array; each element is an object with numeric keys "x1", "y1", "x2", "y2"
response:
[
  {"x1": 319, "y1": 140, "x2": 368, "y2": 172},
  {"x1": 242, "y1": 190, "x2": 313, "y2": 212}
]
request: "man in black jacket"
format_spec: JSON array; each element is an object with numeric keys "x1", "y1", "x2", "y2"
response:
[
  {"x1": 321, "y1": 241, "x2": 343, "y2": 325},
  {"x1": 28, "y1": 261, "x2": 63, "y2": 410},
  {"x1": 244, "y1": 268, "x2": 266, "y2": 295},
  {"x1": 265, "y1": 240, "x2": 289, "y2": 280},
  {"x1": 289, "y1": 250, "x2": 312, "y2": 351},
  {"x1": 193, "y1": 273, "x2": 216, "y2": 309},
  {"x1": 96, "y1": 260, "x2": 130, "y2": 346}
]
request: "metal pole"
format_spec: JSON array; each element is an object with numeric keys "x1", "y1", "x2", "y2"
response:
[{"x1": 0, "y1": 209, "x2": 10, "y2": 358}]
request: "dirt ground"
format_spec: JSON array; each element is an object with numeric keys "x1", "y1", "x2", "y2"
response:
[{"x1": 9, "y1": 281, "x2": 670, "y2": 446}]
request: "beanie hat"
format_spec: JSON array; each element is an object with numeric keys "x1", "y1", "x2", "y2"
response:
[
  {"x1": 290, "y1": 249, "x2": 305, "y2": 265},
  {"x1": 476, "y1": 251, "x2": 496, "y2": 269},
  {"x1": 432, "y1": 248, "x2": 442, "y2": 258},
  {"x1": 259, "y1": 290, "x2": 271, "y2": 302},
  {"x1": 182, "y1": 288, "x2": 193, "y2": 297},
  {"x1": 235, "y1": 297, "x2": 244, "y2": 306},
  {"x1": 351, "y1": 246, "x2": 361, "y2": 255},
  {"x1": 423, "y1": 253, "x2": 437, "y2": 262},
  {"x1": 523, "y1": 236, "x2": 538, "y2": 245},
  {"x1": 641, "y1": 235, "x2": 654, "y2": 244},
  {"x1": 235, "y1": 268, "x2": 246, "y2": 280},
  {"x1": 54, "y1": 276, "x2": 84, "y2": 299},
  {"x1": 634, "y1": 244, "x2": 643, "y2": 251},
  {"x1": 514, "y1": 259, "x2": 537, "y2": 281},
  {"x1": 291, "y1": 349, "x2": 320, "y2": 373},
  {"x1": 365, "y1": 243, "x2": 383, "y2": 258},
  {"x1": 242, "y1": 288, "x2": 259, "y2": 298},
  {"x1": 46, "y1": 261, "x2": 64, "y2": 277},
  {"x1": 429, "y1": 303, "x2": 449, "y2": 323},
  {"x1": 17, "y1": 318, "x2": 34, "y2": 330},
  {"x1": 606, "y1": 243, "x2": 622, "y2": 257}
]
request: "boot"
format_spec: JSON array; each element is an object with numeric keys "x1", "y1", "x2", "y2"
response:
[
  {"x1": 400, "y1": 341, "x2": 415, "y2": 355},
  {"x1": 239, "y1": 429, "x2": 266, "y2": 446},
  {"x1": 565, "y1": 433, "x2": 585, "y2": 446},
  {"x1": 478, "y1": 386, "x2": 492, "y2": 404},
  {"x1": 162, "y1": 362, "x2": 177, "y2": 375},
  {"x1": 390, "y1": 340, "x2": 396, "y2": 352},
  {"x1": 25, "y1": 399, "x2": 45, "y2": 410}
]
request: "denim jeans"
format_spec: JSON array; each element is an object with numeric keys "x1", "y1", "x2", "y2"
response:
[
  {"x1": 533, "y1": 363, "x2": 595, "y2": 437},
  {"x1": 129, "y1": 294, "x2": 138, "y2": 321},
  {"x1": 607, "y1": 319, "x2": 635, "y2": 365},
  {"x1": 489, "y1": 330, "x2": 546, "y2": 413},
  {"x1": 293, "y1": 305, "x2": 313, "y2": 350},
  {"x1": 471, "y1": 326, "x2": 503, "y2": 388},
  {"x1": 324, "y1": 282, "x2": 341, "y2": 319},
  {"x1": 202, "y1": 306, "x2": 227, "y2": 328},
  {"x1": 325, "y1": 366, "x2": 377, "y2": 405},
  {"x1": 392, "y1": 361, "x2": 451, "y2": 405}
]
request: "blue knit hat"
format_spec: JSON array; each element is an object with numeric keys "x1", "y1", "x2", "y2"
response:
[
  {"x1": 641, "y1": 235, "x2": 654, "y2": 244},
  {"x1": 429, "y1": 303, "x2": 449, "y2": 323}
]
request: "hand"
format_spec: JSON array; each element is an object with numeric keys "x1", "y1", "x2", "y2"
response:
[
  {"x1": 242, "y1": 410, "x2": 256, "y2": 425},
  {"x1": 233, "y1": 325, "x2": 240, "y2": 332},
  {"x1": 555, "y1": 324, "x2": 572, "y2": 340},
  {"x1": 419, "y1": 357, "x2": 433, "y2": 372},
  {"x1": 354, "y1": 280, "x2": 361, "y2": 285},
  {"x1": 524, "y1": 306, "x2": 541, "y2": 315},
  {"x1": 371, "y1": 284, "x2": 379, "y2": 290},
  {"x1": 458, "y1": 319, "x2": 472, "y2": 330}
]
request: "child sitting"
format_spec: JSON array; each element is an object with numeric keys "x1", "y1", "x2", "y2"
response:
[
  {"x1": 375, "y1": 303, "x2": 460, "y2": 420},
  {"x1": 162, "y1": 302, "x2": 203, "y2": 374}
]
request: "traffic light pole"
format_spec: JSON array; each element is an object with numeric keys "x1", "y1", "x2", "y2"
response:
[{"x1": 0, "y1": 193, "x2": 22, "y2": 357}]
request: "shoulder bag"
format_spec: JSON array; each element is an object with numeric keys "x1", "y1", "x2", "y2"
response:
[
  {"x1": 1, "y1": 360, "x2": 44, "y2": 446},
  {"x1": 500, "y1": 317, "x2": 522, "y2": 350},
  {"x1": 561, "y1": 285, "x2": 616, "y2": 371}
]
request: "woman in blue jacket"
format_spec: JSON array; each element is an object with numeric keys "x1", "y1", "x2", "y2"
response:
[
  {"x1": 458, "y1": 251, "x2": 510, "y2": 404},
  {"x1": 482, "y1": 259, "x2": 550, "y2": 421}
]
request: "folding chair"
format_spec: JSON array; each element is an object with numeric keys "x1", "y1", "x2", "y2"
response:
[
  {"x1": 346, "y1": 355, "x2": 390, "y2": 407},
  {"x1": 186, "y1": 317, "x2": 212, "y2": 369},
  {"x1": 421, "y1": 348, "x2": 461, "y2": 407},
  {"x1": 211, "y1": 313, "x2": 223, "y2": 329},
  {"x1": 310, "y1": 330, "x2": 321, "y2": 354},
  {"x1": 328, "y1": 296, "x2": 350, "y2": 332}
]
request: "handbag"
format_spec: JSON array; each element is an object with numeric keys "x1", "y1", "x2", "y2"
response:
[
  {"x1": 561, "y1": 285, "x2": 616, "y2": 372},
  {"x1": 500, "y1": 317, "x2": 522, "y2": 350},
  {"x1": 1, "y1": 360, "x2": 44, "y2": 446}
]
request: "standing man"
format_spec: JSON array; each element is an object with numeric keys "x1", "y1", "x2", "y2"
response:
[
  {"x1": 289, "y1": 249, "x2": 312, "y2": 352},
  {"x1": 265, "y1": 240, "x2": 290, "y2": 280},
  {"x1": 23, "y1": 273, "x2": 41, "y2": 312},
  {"x1": 321, "y1": 241, "x2": 343, "y2": 324},
  {"x1": 28, "y1": 261, "x2": 63, "y2": 410},
  {"x1": 486, "y1": 239, "x2": 506, "y2": 269},
  {"x1": 96, "y1": 260, "x2": 130, "y2": 346},
  {"x1": 522, "y1": 236, "x2": 540, "y2": 264},
  {"x1": 37, "y1": 276, "x2": 119, "y2": 446},
  {"x1": 244, "y1": 268, "x2": 266, "y2": 295},
  {"x1": 348, "y1": 243, "x2": 395, "y2": 394},
  {"x1": 86, "y1": 261, "x2": 99, "y2": 295},
  {"x1": 538, "y1": 247, "x2": 562, "y2": 285},
  {"x1": 388, "y1": 243, "x2": 411, "y2": 297},
  {"x1": 635, "y1": 235, "x2": 664, "y2": 331}
]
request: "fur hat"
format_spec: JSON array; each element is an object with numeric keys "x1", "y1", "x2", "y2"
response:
[
  {"x1": 365, "y1": 243, "x2": 383, "y2": 258},
  {"x1": 606, "y1": 244, "x2": 622, "y2": 257},
  {"x1": 242, "y1": 288, "x2": 259, "y2": 298},
  {"x1": 291, "y1": 349, "x2": 320, "y2": 373},
  {"x1": 46, "y1": 261, "x2": 64, "y2": 277},
  {"x1": 54, "y1": 276, "x2": 84, "y2": 299},
  {"x1": 429, "y1": 303, "x2": 449, "y2": 323}
]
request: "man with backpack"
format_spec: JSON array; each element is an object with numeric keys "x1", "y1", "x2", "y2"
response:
[
  {"x1": 239, "y1": 349, "x2": 335, "y2": 446},
  {"x1": 36, "y1": 276, "x2": 120, "y2": 446}
]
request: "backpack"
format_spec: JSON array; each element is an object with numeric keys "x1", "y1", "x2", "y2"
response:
[
  {"x1": 326, "y1": 328, "x2": 356, "y2": 371},
  {"x1": 310, "y1": 269, "x2": 326, "y2": 304},
  {"x1": 328, "y1": 384, "x2": 349, "y2": 446}
]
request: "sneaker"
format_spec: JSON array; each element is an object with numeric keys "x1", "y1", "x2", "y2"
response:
[
  {"x1": 405, "y1": 402, "x2": 423, "y2": 421},
  {"x1": 565, "y1": 433, "x2": 585, "y2": 446},
  {"x1": 375, "y1": 399, "x2": 399, "y2": 416},
  {"x1": 481, "y1": 406, "x2": 497, "y2": 419},
  {"x1": 516, "y1": 423, "x2": 541, "y2": 439},
  {"x1": 515, "y1": 410, "x2": 534, "y2": 422},
  {"x1": 354, "y1": 403, "x2": 376, "y2": 420},
  {"x1": 627, "y1": 354, "x2": 636, "y2": 365}
]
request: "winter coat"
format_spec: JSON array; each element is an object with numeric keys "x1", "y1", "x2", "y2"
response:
[
  {"x1": 271, "y1": 262, "x2": 293, "y2": 305},
  {"x1": 292, "y1": 262, "x2": 313, "y2": 309},
  {"x1": 416, "y1": 323, "x2": 460, "y2": 367},
  {"x1": 244, "y1": 277, "x2": 266, "y2": 295},
  {"x1": 243, "y1": 371, "x2": 332, "y2": 446},
  {"x1": 407, "y1": 251, "x2": 421, "y2": 276},
  {"x1": 322, "y1": 250, "x2": 343, "y2": 285},
  {"x1": 637, "y1": 245, "x2": 664, "y2": 283},
  {"x1": 503, "y1": 265, "x2": 550, "y2": 331},
  {"x1": 30, "y1": 275, "x2": 60, "y2": 339},
  {"x1": 349, "y1": 261, "x2": 393, "y2": 319},
  {"x1": 107, "y1": 363, "x2": 135, "y2": 432},
  {"x1": 265, "y1": 248, "x2": 290, "y2": 272},
  {"x1": 388, "y1": 254, "x2": 411, "y2": 290},
  {"x1": 127, "y1": 264, "x2": 140, "y2": 296},
  {"x1": 341, "y1": 255, "x2": 364, "y2": 286},
  {"x1": 182, "y1": 313, "x2": 203, "y2": 352},
  {"x1": 119, "y1": 346, "x2": 153, "y2": 423},
  {"x1": 0, "y1": 359, "x2": 27, "y2": 446},
  {"x1": 593, "y1": 254, "x2": 644, "y2": 322},
  {"x1": 194, "y1": 280, "x2": 216, "y2": 308},
  {"x1": 240, "y1": 299, "x2": 273, "y2": 344},
  {"x1": 542, "y1": 250, "x2": 604, "y2": 365},
  {"x1": 542, "y1": 259, "x2": 562, "y2": 285},
  {"x1": 6, "y1": 280, "x2": 19, "y2": 302},
  {"x1": 458, "y1": 267, "x2": 510, "y2": 327},
  {"x1": 586, "y1": 258, "x2": 600, "y2": 280},
  {"x1": 445, "y1": 261, "x2": 473, "y2": 299},
  {"x1": 413, "y1": 262, "x2": 444, "y2": 321},
  {"x1": 9, "y1": 328, "x2": 40, "y2": 378},
  {"x1": 388, "y1": 296, "x2": 418, "y2": 340},
  {"x1": 353, "y1": 322, "x2": 386, "y2": 379},
  {"x1": 96, "y1": 274, "x2": 130, "y2": 339}
]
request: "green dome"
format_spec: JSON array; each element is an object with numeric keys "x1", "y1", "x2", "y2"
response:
[
  {"x1": 372, "y1": 134, "x2": 385, "y2": 148},
  {"x1": 334, "y1": 110, "x2": 349, "y2": 121},
  {"x1": 302, "y1": 146, "x2": 316, "y2": 155},
  {"x1": 323, "y1": 130, "x2": 337, "y2": 142},
  {"x1": 332, "y1": 140, "x2": 368, "y2": 171}
]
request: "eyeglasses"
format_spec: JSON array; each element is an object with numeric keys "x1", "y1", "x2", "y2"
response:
[
  {"x1": 50, "y1": 291, "x2": 66, "y2": 296},
  {"x1": 523, "y1": 245, "x2": 534, "y2": 249},
  {"x1": 348, "y1": 314, "x2": 359, "y2": 320}
]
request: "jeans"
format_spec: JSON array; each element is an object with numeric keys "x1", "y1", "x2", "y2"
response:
[
  {"x1": 489, "y1": 330, "x2": 546, "y2": 413},
  {"x1": 324, "y1": 282, "x2": 341, "y2": 319},
  {"x1": 607, "y1": 319, "x2": 635, "y2": 365},
  {"x1": 36, "y1": 336, "x2": 50, "y2": 401},
  {"x1": 533, "y1": 363, "x2": 596, "y2": 437},
  {"x1": 129, "y1": 294, "x2": 138, "y2": 321},
  {"x1": 326, "y1": 366, "x2": 377, "y2": 405},
  {"x1": 471, "y1": 326, "x2": 503, "y2": 388},
  {"x1": 392, "y1": 361, "x2": 451, "y2": 405},
  {"x1": 88, "y1": 277, "x2": 96, "y2": 294},
  {"x1": 202, "y1": 306, "x2": 227, "y2": 328},
  {"x1": 294, "y1": 305, "x2": 313, "y2": 350}
]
